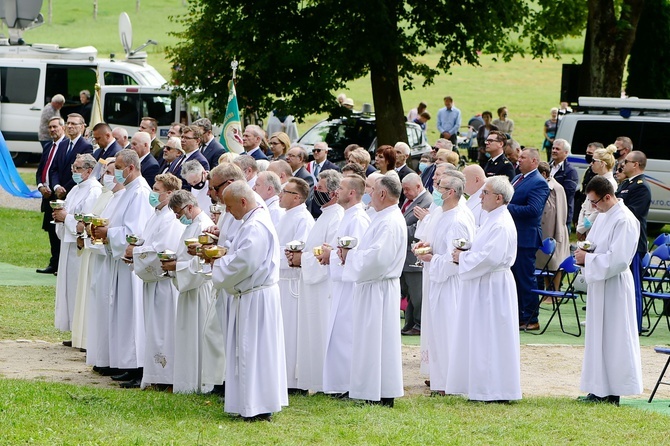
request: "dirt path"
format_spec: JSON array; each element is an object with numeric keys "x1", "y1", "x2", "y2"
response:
[{"x1": 1, "y1": 340, "x2": 667, "y2": 398}]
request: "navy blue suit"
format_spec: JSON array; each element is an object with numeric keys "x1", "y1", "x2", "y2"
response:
[
  {"x1": 93, "y1": 140, "x2": 122, "y2": 161},
  {"x1": 246, "y1": 147, "x2": 270, "y2": 161},
  {"x1": 201, "y1": 138, "x2": 226, "y2": 168},
  {"x1": 177, "y1": 150, "x2": 210, "y2": 190},
  {"x1": 507, "y1": 169, "x2": 550, "y2": 325},
  {"x1": 420, "y1": 163, "x2": 436, "y2": 193},
  {"x1": 141, "y1": 153, "x2": 160, "y2": 187},
  {"x1": 365, "y1": 165, "x2": 378, "y2": 177},
  {"x1": 36, "y1": 137, "x2": 65, "y2": 269},
  {"x1": 49, "y1": 137, "x2": 94, "y2": 194},
  {"x1": 550, "y1": 160, "x2": 579, "y2": 225}
]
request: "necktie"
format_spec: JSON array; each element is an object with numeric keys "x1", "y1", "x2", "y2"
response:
[
  {"x1": 41, "y1": 142, "x2": 58, "y2": 184},
  {"x1": 512, "y1": 175, "x2": 524, "y2": 187},
  {"x1": 401, "y1": 199, "x2": 413, "y2": 213},
  {"x1": 67, "y1": 141, "x2": 74, "y2": 157},
  {"x1": 313, "y1": 162, "x2": 321, "y2": 178}
]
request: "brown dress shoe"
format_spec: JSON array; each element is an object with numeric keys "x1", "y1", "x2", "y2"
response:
[{"x1": 520, "y1": 323, "x2": 540, "y2": 331}]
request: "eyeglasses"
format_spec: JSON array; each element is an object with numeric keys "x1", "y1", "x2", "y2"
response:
[
  {"x1": 481, "y1": 190, "x2": 500, "y2": 197},
  {"x1": 71, "y1": 166, "x2": 86, "y2": 172},
  {"x1": 436, "y1": 185, "x2": 453, "y2": 192},
  {"x1": 66, "y1": 122, "x2": 84, "y2": 126},
  {"x1": 208, "y1": 179, "x2": 231, "y2": 192},
  {"x1": 181, "y1": 136, "x2": 198, "y2": 140},
  {"x1": 174, "y1": 204, "x2": 189, "y2": 218},
  {"x1": 590, "y1": 159, "x2": 604, "y2": 164},
  {"x1": 589, "y1": 196, "x2": 604, "y2": 205},
  {"x1": 623, "y1": 160, "x2": 637, "y2": 165},
  {"x1": 286, "y1": 154, "x2": 299, "y2": 158},
  {"x1": 280, "y1": 189, "x2": 300, "y2": 196},
  {"x1": 485, "y1": 139, "x2": 499, "y2": 144},
  {"x1": 617, "y1": 167, "x2": 624, "y2": 173},
  {"x1": 269, "y1": 141, "x2": 282, "y2": 146},
  {"x1": 312, "y1": 149, "x2": 324, "y2": 153}
]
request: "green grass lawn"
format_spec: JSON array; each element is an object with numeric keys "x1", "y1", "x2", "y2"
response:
[{"x1": 0, "y1": 380, "x2": 668, "y2": 444}]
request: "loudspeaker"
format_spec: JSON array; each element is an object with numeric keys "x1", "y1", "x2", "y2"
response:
[{"x1": 560, "y1": 64, "x2": 581, "y2": 104}]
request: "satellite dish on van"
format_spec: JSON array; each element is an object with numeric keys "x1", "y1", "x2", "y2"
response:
[{"x1": 119, "y1": 12, "x2": 132, "y2": 56}]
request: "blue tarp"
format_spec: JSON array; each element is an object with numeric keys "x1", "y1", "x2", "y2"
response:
[{"x1": 0, "y1": 131, "x2": 40, "y2": 199}]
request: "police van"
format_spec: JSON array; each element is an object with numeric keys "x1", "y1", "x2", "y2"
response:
[
  {"x1": 556, "y1": 96, "x2": 670, "y2": 228},
  {"x1": 0, "y1": 9, "x2": 196, "y2": 164}
]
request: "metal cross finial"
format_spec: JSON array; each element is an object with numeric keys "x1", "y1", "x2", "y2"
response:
[{"x1": 231, "y1": 60, "x2": 238, "y2": 79}]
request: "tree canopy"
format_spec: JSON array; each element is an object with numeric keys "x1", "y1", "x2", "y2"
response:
[{"x1": 166, "y1": 0, "x2": 585, "y2": 145}]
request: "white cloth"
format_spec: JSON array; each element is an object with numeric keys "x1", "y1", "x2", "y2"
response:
[
  {"x1": 212, "y1": 206, "x2": 288, "y2": 417},
  {"x1": 133, "y1": 204, "x2": 185, "y2": 388},
  {"x1": 343, "y1": 205, "x2": 406, "y2": 401},
  {"x1": 296, "y1": 203, "x2": 343, "y2": 392},
  {"x1": 466, "y1": 185, "x2": 486, "y2": 228},
  {"x1": 171, "y1": 211, "x2": 219, "y2": 393},
  {"x1": 54, "y1": 177, "x2": 103, "y2": 331},
  {"x1": 71, "y1": 188, "x2": 112, "y2": 349},
  {"x1": 277, "y1": 203, "x2": 314, "y2": 388},
  {"x1": 423, "y1": 206, "x2": 475, "y2": 392},
  {"x1": 446, "y1": 205, "x2": 521, "y2": 401},
  {"x1": 265, "y1": 195, "x2": 285, "y2": 229},
  {"x1": 107, "y1": 176, "x2": 154, "y2": 369},
  {"x1": 191, "y1": 182, "x2": 212, "y2": 216},
  {"x1": 323, "y1": 203, "x2": 370, "y2": 393},
  {"x1": 576, "y1": 172, "x2": 618, "y2": 235},
  {"x1": 85, "y1": 189, "x2": 126, "y2": 367},
  {"x1": 580, "y1": 200, "x2": 643, "y2": 397},
  {"x1": 266, "y1": 112, "x2": 299, "y2": 142}
]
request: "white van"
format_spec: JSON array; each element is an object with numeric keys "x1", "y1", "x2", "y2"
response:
[{"x1": 556, "y1": 97, "x2": 670, "y2": 228}]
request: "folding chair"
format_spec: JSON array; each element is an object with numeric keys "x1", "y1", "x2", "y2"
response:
[
  {"x1": 648, "y1": 346, "x2": 670, "y2": 404},
  {"x1": 650, "y1": 233, "x2": 669, "y2": 251},
  {"x1": 641, "y1": 245, "x2": 670, "y2": 330},
  {"x1": 526, "y1": 256, "x2": 583, "y2": 337},
  {"x1": 534, "y1": 237, "x2": 557, "y2": 288},
  {"x1": 640, "y1": 274, "x2": 670, "y2": 337}
]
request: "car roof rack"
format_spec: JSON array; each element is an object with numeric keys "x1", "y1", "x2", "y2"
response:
[{"x1": 578, "y1": 97, "x2": 670, "y2": 113}]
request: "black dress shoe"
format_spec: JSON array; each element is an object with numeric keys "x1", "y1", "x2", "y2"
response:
[
  {"x1": 210, "y1": 384, "x2": 225, "y2": 396},
  {"x1": 401, "y1": 328, "x2": 421, "y2": 336},
  {"x1": 120, "y1": 378, "x2": 141, "y2": 389},
  {"x1": 287, "y1": 388, "x2": 308, "y2": 396},
  {"x1": 577, "y1": 393, "x2": 618, "y2": 405},
  {"x1": 111, "y1": 371, "x2": 135, "y2": 381},
  {"x1": 97, "y1": 367, "x2": 121, "y2": 376},
  {"x1": 93, "y1": 366, "x2": 111, "y2": 374},
  {"x1": 62, "y1": 340, "x2": 72, "y2": 347},
  {"x1": 36, "y1": 265, "x2": 57, "y2": 274},
  {"x1": 242, "y1": 413, "x2": 272, "y2": 422},
  {"x1": 366, "y1": 398, "x2": 394, "y2": 408}
]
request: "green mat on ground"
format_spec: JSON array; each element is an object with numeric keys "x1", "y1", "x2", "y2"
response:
[
  {"x1": 623, "y1": 398, "x2": 670, "y2": 417},
  {"x1": 0, "y1": 262, "x2": 56, "y2": 287}
]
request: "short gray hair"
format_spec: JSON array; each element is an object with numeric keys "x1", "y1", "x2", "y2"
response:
[
  {"x1": 116, "y1": 149, "x2": 140, "y2": 169},
  {"x1": 181, "y1": 159, "x2": 205, "y2": 178},
  {"x1": 442, "y1": 169, "x2": 466, "y2": 184},
  {"x1": 401, "y1": 172, "x2": 422, "y2": 186},
  {"x1": 76, "y1": 153, "x2": 97, "y2": 170},
  {"x1": 376, "y1": 175, "x2": 401, "y2": 199},
  {"x1": 554, "y1": 138, "x2": 571, "y2": 153},
  {"x1": 224, "y1": 180, "x2": 256, "y2": 203},
  {"x1": 318, "y1": 169, "x2": 342, "y2": 193},
  {"x1": 166, "y1": 136, "x2": 184, "y2": 153},
  {"x1": 245, "y1": 124, "x2": 264, "y2": 139},
  {"x1": 439, "y1": 174, "x2": 464, "y2": 199},
  {"x1": 486, "y1": 176, "x2": 514, "y2": 204},
  {"x1": 233, "y1": 155, "x2": 258, "y2": 173},
  {"x1": 394, "y1": 142, "x2": 410, "y2": 156},
  {"x1": 169, "y1": 189, "x2": 198, "y2": 210},
  {"x1": 52, "y1": 94, "x2": 65, "y2": 104},
  {"x1": 258, "y1": 171, "x2": 282, "y2": 194}
]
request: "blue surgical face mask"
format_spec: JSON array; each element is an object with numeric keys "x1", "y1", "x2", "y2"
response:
[
  {"x1": 114, "y1": 168, "x2": 126, "y2": 184},
  {"x1": 418, "y1": 162, "x2": 428, "y2": 173},
  {"x1": 179, "y1": 215, "x2": 192, "y2": 225},
  {"x1": 149, "y1": 191, "x2": 161, "y2": 208},
  {"x1": 361, "y1": 193, "x2": 372, "y2": 205},
  {"x1": 72, "y1": 173, "x2": 83, "y2": 184},
  {"x1": 432, "y1": 189, "x2": 444, "y2": 207}
]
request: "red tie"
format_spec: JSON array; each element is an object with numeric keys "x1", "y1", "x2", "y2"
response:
[
  {"x1": 513, "y1": 175, "x2": 524, "y2": 187},
  {"x1": 401, "y1": 199, "x2": 413, "y2": 213},
  {"x1": 41, "y1": 142, "x2": 58, "y2": 184}
]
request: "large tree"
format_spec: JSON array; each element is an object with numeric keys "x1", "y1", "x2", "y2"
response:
[{"x1": 167, "y1": 0, "x2": 583, "y2": 145}]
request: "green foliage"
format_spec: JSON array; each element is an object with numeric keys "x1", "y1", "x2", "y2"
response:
[
  {"x1": 0, "y1": 381, "x2": 668, "y2": 444},
  {"x1": 626, "y1": 0, "x2": 670, "y2": 98},
  {"x1": 166, "y1": 0, "x2": 580, "y2": 123}
]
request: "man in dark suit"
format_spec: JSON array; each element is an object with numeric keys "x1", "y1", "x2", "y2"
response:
[
  {"x1": 50, "y1": 113, "x2": 94, "y2": 199},
  {"x1": 112, "y1": 127, "x2": 131, "y2": 150},
  {"x1": 394, "y1": 142, "x2": 414, "y2": 181},
  {"x1": 504, "y1": 139, "x2": 522, "y2": 176},
  {"x1": 129, "y1": 131, "x2": 160, "y2": 187},
  {"x1": 286, "y1": 146, "x2": 314, "y2": 188},
  {"x1": 178, "y1": 125, "x2": 210, "y2": 190},
  {"x1": 242, "y1": 124, "x2": 270, "y2": 160},
  {"x1": 194, "y1": 118, "x2": 226, "y2": 168},
  {"x1": 306, "y1": 142, "x2": 340, "y2": 218},
  {"x1": 159, "y1": 137, "x2": 184, "y2": 174},
  {"x1": 483, "y1": 130, "x2": 515, "y2": 181},
  {"x1": 399, "y1": 173, "x2": 433, "y2": 335},
  {"x1": 550, "y1": 139, "x2": 579, "y2": 227},
  {"x1": 616, "y1": 150, "x2": 652, "y2": 332},
  {"x1": 508, "y1": 148, "x2": 550, "y2": 331},
  {"x1": 36, "y1": 116, "x2": 67, "y2": 274},
  {"x1": 140, "y1": 117, "x2": 165, "y2": 164},
  {"x1": 90, "y1": 122, "x2": 122, "y2": 179}
]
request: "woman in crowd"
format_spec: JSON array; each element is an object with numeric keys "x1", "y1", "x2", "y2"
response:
[
  {"x1": 492, "y1": 106, "x2": 514, "y2": 137},
  {"x1": 476, "y1": 111, "x2": 498, "y2": 167},
  {"x1": 268, "y1": 132, "x2": 291, "y2": 161},
  {"x1": 543, "y1": 108, "x2": 559, "y2": 161},
  {"x1": 375, "y1": 145, "x2": 399, "y2": 180},
  {"x1": 576, "y1": 145, "x2": 617, "y2": 240}
]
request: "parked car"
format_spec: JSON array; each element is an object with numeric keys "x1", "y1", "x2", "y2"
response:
[{"x1": 296, "y1": 107, "x2": 432, "y2": 169}]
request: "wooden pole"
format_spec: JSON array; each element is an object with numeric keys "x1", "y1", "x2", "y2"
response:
[
  {"x1": 93, "y1": 0, "x2": 98, "y2": 20},
  {"x1": 48, "y1": 0, "x2": 52, "y2": 24}
]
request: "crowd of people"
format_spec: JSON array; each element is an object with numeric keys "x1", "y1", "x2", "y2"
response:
[{"x1": 33, "y1": 91, "x2": 650, "y2": 421}]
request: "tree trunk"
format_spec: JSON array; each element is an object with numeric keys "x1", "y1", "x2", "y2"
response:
[
  {"x1": 370, "y1": 57, "x2": 407, "y2": 147},
  {"x1": 579, "y1": 0, "x2": 645, "y2": 97}
]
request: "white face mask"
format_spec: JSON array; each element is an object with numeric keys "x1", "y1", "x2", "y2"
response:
[{"x1": 102, "y1": 174, "x2": 116, "y2": 190}]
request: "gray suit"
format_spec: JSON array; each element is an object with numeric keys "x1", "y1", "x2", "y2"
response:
[{"x1": 400, "y1": 189, "x2": 433, "y2": 332}]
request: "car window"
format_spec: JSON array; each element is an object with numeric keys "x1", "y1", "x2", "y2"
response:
[
  {"x1": 407, "y1": 124, "x2": 420, "y2": 147},
  {"x1": 571, "y1": 120, "x2": 670, "y2": 159},
  {"x1": 0, "y1": 67, "x2": 40, "y2": 104}
]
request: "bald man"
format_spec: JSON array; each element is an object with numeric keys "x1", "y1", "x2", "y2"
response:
[{"x1": 130, "y1": 131, "x2": 159, "y2": 187}]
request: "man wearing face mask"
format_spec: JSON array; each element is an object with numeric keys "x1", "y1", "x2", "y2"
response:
[
  {"x1": 163, "y1": 190, "x2": 221, "y2": 394},
  {"x1": 85, "y1": 158, "x2": 125, "y2": 377},
  {"x1": 292, "y1": 170, "x2": 344, "y2": 393},
  {"x1": 52, "y1": 154, "x2": 103, "y2": 344},
  {"x1": 399, "y1": 173, "x2": 433, "y2": 336},
  {"x1": 130, "y1": 173, "x2": 185, "y2": 390},
  {"x1": 613, "y1": 136, "x2": 634, "y2": 174},
  {"x1": 307, "y1": 142, "x2": 340, "y2": 219},
  {"x1": 181, "y1": 160, "x2": 211, "y2": 213},
  {"x1": 91, "y1": 149, "x2": 154, "y2": 388}
]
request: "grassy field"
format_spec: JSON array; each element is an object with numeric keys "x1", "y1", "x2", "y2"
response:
[{"x1": 23, "y1": 1, "x2": 583, "y2": 147}]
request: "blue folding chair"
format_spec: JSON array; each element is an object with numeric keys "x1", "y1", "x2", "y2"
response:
[
  {"x1": 526, "y1": 255, "x2": 584, "y2": 337},
  {"x1": 641, "y1": 267, "x2": 670, "y2": 337},
  {"x1": 534, "y1": 237, "x2": 557, "y2": 287}
]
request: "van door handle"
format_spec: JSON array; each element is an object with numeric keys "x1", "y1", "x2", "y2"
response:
[{"x1": 30, "y1": 107, "x2": 41, "y2": 111}]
